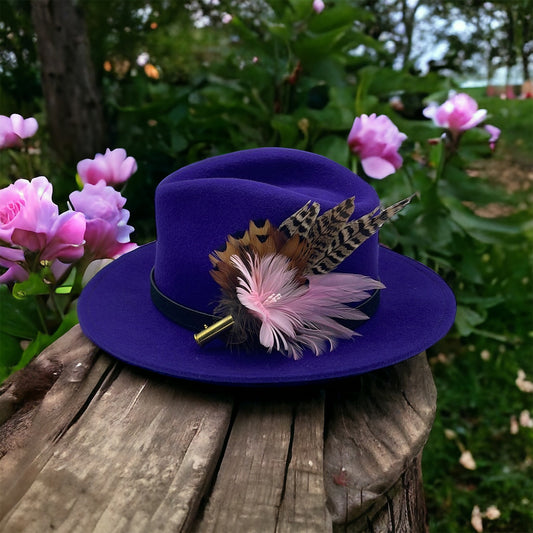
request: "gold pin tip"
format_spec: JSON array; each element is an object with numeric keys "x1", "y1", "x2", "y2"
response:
[{"x1": 194, "y1": 315, "x2": 235, "y2": 346}]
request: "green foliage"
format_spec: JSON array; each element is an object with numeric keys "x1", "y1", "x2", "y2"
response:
[
  {"x1": 424, "y1": 337, "x2": 533, "y2": 532},
  {"x1": 0, "y1": 0, "x2": 42, "y2": 115},
  {"x1": 0, "y1": 265, "x2": 83, "y2": 382}
]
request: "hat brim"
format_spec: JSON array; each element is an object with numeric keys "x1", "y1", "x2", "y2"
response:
[{"x1": 78, "y1": 243, "x2": 455, "y2": 386}]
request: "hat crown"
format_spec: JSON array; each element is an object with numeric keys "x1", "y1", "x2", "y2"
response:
[{"x1": 152, "y1": 148, "x2": 380, "y2": 313}]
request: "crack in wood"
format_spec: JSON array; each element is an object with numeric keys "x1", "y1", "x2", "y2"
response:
[
  {"x1": 386, "y1": 493, "x2": 395, "y2": 533},
  {"x1": 275, "y1": 403, "x2": 296, "y2": 522},
  {"x1": 52, "y1": 361, "x2": 119, "y2": 444},
  {"x1": 121, "y1": 379, "x2": 148, "y2": 421},
  {"x1": 401, "y1": 390, "x2": 419, "y2": 416},
  {"x1": 403, "y1": 470, "x2": 415, "y2": 533},
  {"x1": 189, "y1": 396, "x2": 239, "y2": 531}
]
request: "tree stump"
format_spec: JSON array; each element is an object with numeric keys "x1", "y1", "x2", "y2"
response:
[{"x1": 0, "y1": 325, "x2": 436, "y2": 532}]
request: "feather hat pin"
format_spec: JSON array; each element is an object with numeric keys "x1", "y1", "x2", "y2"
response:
[{"x1": 195, "y1": 195, "x2": 413, "y2": 359}]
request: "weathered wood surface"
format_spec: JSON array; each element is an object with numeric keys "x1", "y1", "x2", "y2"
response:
[{"x1": 0, "y1": 325, "x2": 436, "y2": 532}]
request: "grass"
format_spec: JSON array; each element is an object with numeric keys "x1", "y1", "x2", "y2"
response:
[
  {"x1": 424, "y1": 339, "x2": 533, "y2": 532},
  {"x1": 422, "y1": 94, "x2": 533, "y2": 532}
]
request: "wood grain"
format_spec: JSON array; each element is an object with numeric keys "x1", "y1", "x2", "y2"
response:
[
  {"x1": 275, "y1": 391, "x2": 332, "y2": 533},
  {"x1": 324, "y1": 353, "x2": 437, "y2": 529},
  {"x1": 193, "y1": 397, "x2": 294, "y2": 532},
  {"x1": 0, "y1": 326, "x2": 234, "y2": 533},
  {"x1": 0, "y1": 326, "x2": 436, "y2": 532}
]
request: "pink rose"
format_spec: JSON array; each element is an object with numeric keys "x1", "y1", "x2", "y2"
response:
[
  {"x1": 77, "y1": 148, "x2": 138, "y2": 186},
  {"x1": 0, "y1": 177, "x2": 86, "y2": 264},
  {"x1": 0, "y1": 176, "x2": 53, "y2": 243},
  {"x1": 0, "y1": 246, "x2": 27, "y2": 283},
  {"x1": 69, "y1": 181, "x2": 137, "y2": 260},
  {"x1": 423, "y1": 93, "x2": 487, "y2": 134},
  {"x1": 347, "y1": 113, "x2": 407, "y2": 179},
  {"x1": 0, "y1": 113, "x2": 39, "y2": 150}
]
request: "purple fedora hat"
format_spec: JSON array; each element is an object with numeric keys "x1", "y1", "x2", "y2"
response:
[{"x1": 78, "y1": 148, "x2": 455, "y2": 385}]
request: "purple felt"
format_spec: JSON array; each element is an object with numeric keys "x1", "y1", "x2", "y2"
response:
[
  {"x1": 77, "y1": 147, "x2": 456, "y2": 386},
  {"x1": 78, "y1": 243, "x2": 455, "y2": 385},
  {"x1": 153, "y1": 148, "x2": 379, "y2": 310}
]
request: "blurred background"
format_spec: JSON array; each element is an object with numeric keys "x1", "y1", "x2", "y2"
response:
[{"x1": 0, "y1": 1, "x2": 532, "y2": 531}]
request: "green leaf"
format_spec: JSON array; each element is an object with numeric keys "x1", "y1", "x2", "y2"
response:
[
  {"x1": 429, "y1": 140, "x2": 445, "y2": 172},
  {"x1": 295, "y1": 27, "x2": 351, "y2": 61},
  {"x1": 288, "y1": 0, "x2": 312, "y2": 19},
  {"x1": 313, "y1": 135, "x2": 349, "y2": 166},
  {"x1": 54, "y1": 266, "x2": 76, "y2": 295},
  {"x1": 0, "y1": 332, "x2": 23, "y2": 379},
  {"x1": 265, "y1": 22, "x2": 290, "y2": 41},
  {"x1": 415, "y1": 211, "x2": 455, "y2": 248},
  {"x1": 11, "y1": 308, "x2": 79, "y2": 373},
  {"x1": 12, "y1": 272, "x2": 49, "y2": 299},
  {"x1": 229, "y1": 15, "x2": 261, "y2": 43},
  {"x1": 454, "y1": 304, "x2": 486, "y2": 337},
  {"x1": 308, "y1": 5, "x2": 370, "y2": 33},
  {"x1": 443, "y1": 196, "x2": 530, "y2": 244},
  {"x1": 458, "y1": 294, "x2": 505, "y2": 308},
  {"x1": 438, "y1": 163, "x2": 512, "y2": 205},
  {"x1": 271, "y1": 115, "x2": 300, "y2": 147},
  {"x1": 455, "y1": 249, "x2": 485, "y2": 284},
  {"x1": 170, "y1": 131, "x2": 188, "y2": 153},
  {"x1": 0, "y1": 284, "x2": 40, "y2": 339},
  {"x1": 355, "y1": 66, "x2": 378, "y2": 115}
]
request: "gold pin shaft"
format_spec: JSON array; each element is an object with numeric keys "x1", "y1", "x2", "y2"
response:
[{"x1": 194, "y1": 315, "x2": 235, "y2": 346}]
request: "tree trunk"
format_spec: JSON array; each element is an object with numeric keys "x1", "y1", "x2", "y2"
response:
[
  {"x1": 519, "y1": 7, "x2": 532, "y2": 82},
  {"x1": 30, "y1": 0, "x2": 107, "y2": 165},
  {"x1": 504, "y1": 4, "x2": 517, "y2": 86}
]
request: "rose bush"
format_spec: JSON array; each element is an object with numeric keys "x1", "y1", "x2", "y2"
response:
[{"x1": 0, "y1": 120, "x2": 138, "y2": 379}]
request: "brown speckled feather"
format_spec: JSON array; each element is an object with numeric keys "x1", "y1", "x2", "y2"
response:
[{"x1": 307, "y1": 195, "x2": 414, "y2": 274}]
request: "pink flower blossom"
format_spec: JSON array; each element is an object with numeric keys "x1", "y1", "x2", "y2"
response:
[
  {"x1": 423, "y1": 93, "x2": 487, "y2": 134},
  {"x1": 0, "y1": 177, "x2": 86, "y2": 264},
  {"x1": 0, "y1": 246, "x2": 27, "y2": 283},
  {"x1": 69, "y1": 181, "x2": 136, "y2": 260},
  {"x1": 484, "y1": 124, "x2": 501, "y2": 151},
  {"x1": 347, "y1": 113, "x2": 407, "y2": 179},
  {"x1": 312, "y1": 0, "x2": 325, "y2": 14},
  {"x1": 0, "y1": 176, "x2": 53, "y2": 243},
  {"x1": 232, "y1": 252, "x2": 384, "y2": 359},
  {"x1": 77, "y1": 148, "x2": 137, "y2": 186},
  {"x1": 0, "y1": 113, "x2": 39, "y2": 150}
]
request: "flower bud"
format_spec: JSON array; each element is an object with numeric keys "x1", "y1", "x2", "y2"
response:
[{"x1": 77, "y1": 148, "x2": 137, "y2": 187}]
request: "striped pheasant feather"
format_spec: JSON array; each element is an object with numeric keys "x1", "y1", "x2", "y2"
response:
[
  {"x1": 306, "y1": 197, "x2": 355, "y2": 267},
  {"x1": 279, "y1": 201, "x2": 320, "y2": 238},
  {"x1": 306, "y1": 195, "x2": 414, "y2": 274}
]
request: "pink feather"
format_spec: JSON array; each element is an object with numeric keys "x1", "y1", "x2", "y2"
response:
[{"x1": 231, "y1": 253, "x2": 384, "y2": 359}]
